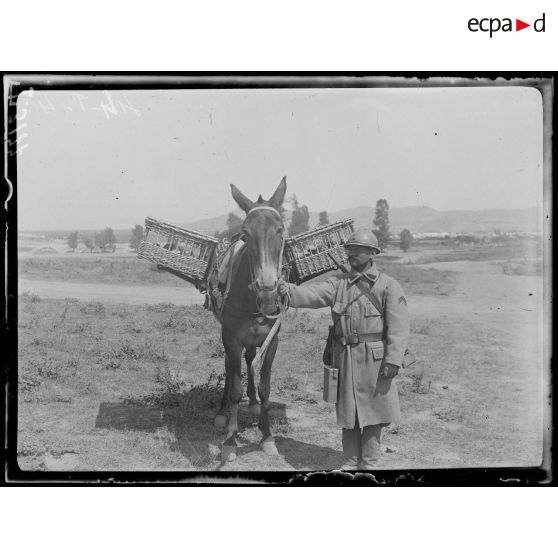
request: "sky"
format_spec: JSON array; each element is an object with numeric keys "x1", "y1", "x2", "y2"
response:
[{"x1": 15, "y1": 84, "x2": 544, "y2": 231}]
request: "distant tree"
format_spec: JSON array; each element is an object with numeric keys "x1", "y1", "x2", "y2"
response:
[
  {"x1": 456, "y1": 234, "x2": 476, "y2": 245},
  {"x1": 94, "y1": 231, "x2": 107, "y2": 251},
  {"x1": 373, "y1": 199, "x2": 390, "y2": 251},
  {"x1": 129, "y1": 224, "x2": 144, "y2": 251},
  {"x1": 67, "y1": 231, "x2": 78, "y2": 252},
  {"x1": 318, "y1": 211, "x2": 329, "y2": 226},
  {"x1": 83, "y1": 238, "x2": 94, "y2": 253},
  {"x1": 104, "y1": 227, "x2": 117, "y2": 252},
  {"x1": 399, "y1": 229, "x2": 413, "y2": 252},
  {"x1": 288, "y1": 194, "x2": 310, "y2": 237},
  {"x1": 226, "y1": 212, "x2": 243, "y2": 239},
  {"x1": 94, "y1": 228, "x2": 116, "y2": 252}
]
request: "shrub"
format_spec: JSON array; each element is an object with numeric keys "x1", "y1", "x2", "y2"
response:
[
  {"x1": 433, "y1": 407, "x2": 464, "y2": 423},
  {"x1": 20, "y1": 292, "x2": 41, "y2": 303},
  {"x1": 98, "y1": 339, "x2": 167, "y2": 370},
  {"x1": 410, "y1": 371, "x2": 431, "y2": 394},
  {"x1": 80, "y1": 302, "x2": 106, "y2": 317},
  {"x1": 206, "y1": 338, "x2": 225, "y2": 358}
]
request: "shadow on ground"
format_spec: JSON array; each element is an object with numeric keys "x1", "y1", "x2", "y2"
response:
[
  {"x1": 95, "y1": 391, "x2": 343, "y2": 470},
  {"x1": 274, "y1": 437, "x2": 344, "y2": 470}
]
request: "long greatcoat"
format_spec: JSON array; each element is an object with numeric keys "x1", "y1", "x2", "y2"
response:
[{"x1": 287, "y1": 262, "x2": 410, "y2": 429}]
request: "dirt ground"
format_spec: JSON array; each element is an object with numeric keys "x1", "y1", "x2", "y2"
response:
[{"x1": 15, "y1": 242, "x2": 547, "y2": 474}]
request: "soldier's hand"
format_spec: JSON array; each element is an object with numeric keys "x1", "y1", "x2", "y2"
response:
[
  {"x1": 277, "y1": 279, "x2": 290, "y2": 298},
  {"x1": 381, "y1": 363, "x2": 400, "y2": 379}
]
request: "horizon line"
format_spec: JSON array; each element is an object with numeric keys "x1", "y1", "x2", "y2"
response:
[{"x1": 18, "y1": 204, "x2": 540, "y2": 232}]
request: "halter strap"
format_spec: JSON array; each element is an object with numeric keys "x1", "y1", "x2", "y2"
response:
[{"x1": 246, "y1": 205, "x2": 282, "y2": 219}]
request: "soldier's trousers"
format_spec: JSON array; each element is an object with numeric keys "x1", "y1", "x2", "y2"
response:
[{"x1": 342, "y1": 416, "x2": 388, "y2": 470}]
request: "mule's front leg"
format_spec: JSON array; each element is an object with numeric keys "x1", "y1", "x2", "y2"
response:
[
  {"x1": 258, "y1": 335, "x2": 279, "y2": 456},
  {"x1": 245, "y1": 346, "x2": 260, "y2": 414},
  {"x1": 221, "y1": 346, "x2": 243, "y2": 462},
  {"x1": 214, "y1": 363, "x2": 231, "y2": 431}
]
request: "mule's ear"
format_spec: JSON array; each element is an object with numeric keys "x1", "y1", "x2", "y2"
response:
[
  {"x1": 268, "y1": 176, "x2": 287, "y2": 209},
  {"x1": 230, "y1": 184, "x2": 255, "y2": 214}
]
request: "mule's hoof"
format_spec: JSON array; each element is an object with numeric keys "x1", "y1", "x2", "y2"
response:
[
  {"x1": 261, "y1": 439, "x2": 279, "y2": 456},
  {"x1": 214, "y1": 414, "x2": 228, "y2": 430},
  {"x1": 221, "y1": 445, "x2": 237, "y2": 462},
  {"x1": 247, "y1": 403, "x2": 261, "y2": 416}
]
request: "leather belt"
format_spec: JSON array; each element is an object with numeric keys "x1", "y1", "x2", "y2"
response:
[{"x1": 337, "y1": 332, "x2": 384, "y2": 346}]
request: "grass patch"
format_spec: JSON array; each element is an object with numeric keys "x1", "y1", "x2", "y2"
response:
[
  {"x1": 501, "y1": 260, "x2": 543, "y2": 276},
  {"x1": 304, "y1": 264, "x2": 456, "y2": 297},
  {"x1": 19, "y1": 256, "x2": 188, "y2": 286},
  {"x1": 411, "y1": 242, "x2": 541, "y2": 265},
  {"x1": 16, "y1": 269, "x2": 542, "y2": 471},
  {"x1": 19, "y1": 249, "x2": 464, "y2": 298}
]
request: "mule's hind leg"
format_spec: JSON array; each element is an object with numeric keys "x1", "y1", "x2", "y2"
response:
[
  {"x1": 258, "y1": 335, "x2": 279, "y2": 456},
  {"x1": 245, "y1": 346, "x2": 260, "y2": 415}
]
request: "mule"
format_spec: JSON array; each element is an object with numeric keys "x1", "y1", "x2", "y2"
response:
[{"x1": 213, "y1": 177, "x2": 287, "y2": 461}]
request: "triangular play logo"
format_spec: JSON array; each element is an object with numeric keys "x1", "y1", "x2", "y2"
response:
[{"x1": 516, "y1": 19, "x2": 530, "y2": 31}]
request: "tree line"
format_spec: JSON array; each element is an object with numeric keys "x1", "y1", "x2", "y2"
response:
[
  {"x1": 215, "y1": 195, "x2": 414, "y2": 253},
  {"x1": 67, "y1": 225, "x2": 145, "y2": 253},
  {"x1": 70, "y1": 199, "x2": 415, "y2": 255}
]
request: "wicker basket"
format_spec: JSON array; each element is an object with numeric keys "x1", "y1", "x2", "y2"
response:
[
  {"x1": 137, "y1": 217, "x2": 220, "y2": 288},
  {"x1": 285, "y1": 219, "x2": 354, "y2": 283}
]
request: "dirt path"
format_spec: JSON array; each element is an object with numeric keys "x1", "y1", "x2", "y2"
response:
[
  {"x1": 19, "y1": 260, "x2": 543, "y2": 319},
  {"x1": 411, "y1": 261, "x2": 543, "y2": 337},
  {"x1": 412, "y1": 261, "x2": 541, "y2": 314}
]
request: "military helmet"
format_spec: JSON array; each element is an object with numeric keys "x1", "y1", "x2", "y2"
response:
[{"x1": 344, "y1": 228, "x2": 380, "y2": 254}]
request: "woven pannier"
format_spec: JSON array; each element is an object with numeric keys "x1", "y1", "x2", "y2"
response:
[
  {"x1": 285, "y1": 219, "x2": 354, "y2": 283},
  {"x1": 137, "y1": 217, "x2": 219, "y2": 289}
]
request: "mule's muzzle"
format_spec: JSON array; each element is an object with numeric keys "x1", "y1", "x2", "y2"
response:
[
  {"x1": 256, "y1": 288, "x2": 280, "y2": 318},
  {"x1": 254, "y1": 277, "x2": 278, "y2": 292}
]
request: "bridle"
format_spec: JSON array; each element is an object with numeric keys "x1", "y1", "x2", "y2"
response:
[
  {"x1": 244, "y1": 205, "x2": 285, "y2": 320},
  {"x1": 246, "y1": 205, "x2": 282, "y2": 219}
]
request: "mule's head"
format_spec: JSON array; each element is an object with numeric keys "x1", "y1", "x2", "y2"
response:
[{"x1": 231, "y1": 177, "x2": 287, "y2": 317}]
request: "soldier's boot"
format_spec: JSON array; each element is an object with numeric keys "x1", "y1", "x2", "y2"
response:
[
  {"x1": 341, "y1": 427, "x2": 361, "y2": 471},
  {"x1": 358, "y1": 424, "x2": 385, "y2": 470}
]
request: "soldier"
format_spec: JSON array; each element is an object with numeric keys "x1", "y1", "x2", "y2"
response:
[{"x1": 278, "y1": 228, "x2": 410, "y2": 470}]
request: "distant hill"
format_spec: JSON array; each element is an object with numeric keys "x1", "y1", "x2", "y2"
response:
[
  {"x1": 182, "y1": 205, "x2": 540, "y2": 235},
  {"x1": 20, "y1": 205, "x2": 540, "y2": 240}
]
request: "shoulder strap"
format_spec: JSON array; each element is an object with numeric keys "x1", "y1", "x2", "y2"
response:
[
  {"x1": 354, "y1": 272, "x2": 384, "y2": 316},
  {"x1": 330, "y1": 279, "x2": 364, "y2": 330},
  {"x1": 338, "y1": 291, "x2": 364, "y2": 315}
]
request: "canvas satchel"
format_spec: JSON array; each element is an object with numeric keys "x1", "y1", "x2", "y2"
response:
[{"x1": 322, "y1": 291, "x2": 364, "y2": 366}]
